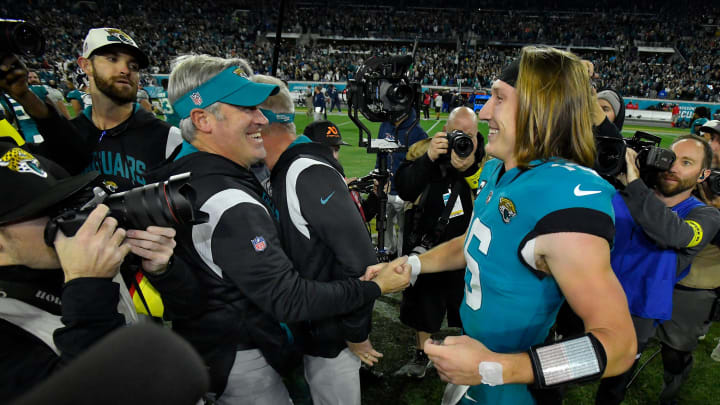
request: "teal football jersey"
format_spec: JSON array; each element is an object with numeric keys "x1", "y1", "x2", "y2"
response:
[{"x1": 460, "y1": 158, "x2": 615, "y2": 404}]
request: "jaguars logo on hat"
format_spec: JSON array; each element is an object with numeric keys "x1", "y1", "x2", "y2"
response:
[
  {"x1": 105, "y1": 28, "x2": 136, "y2": 46},
  {"x1": 232, "y1": 67, "x2": 248, "y2": 78},
  {"x1": 0, "y1": 148, "x2": 47, "y2": 178},
  {"x1": 498, "y1": 197, "x2": 517, "y2": 224}
]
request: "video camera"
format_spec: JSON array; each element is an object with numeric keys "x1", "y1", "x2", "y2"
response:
[
  {"x1": 43, "y1": 173, "x2": 208, "y2": 246},
  {"x1": 595, "y1": 131, "x2": 676, "y2": 181},
  {"x1": 0, "y1": 19, "x2": 44, "y2": 56},
  {"x1": 347, "y1": 54, "x2": 420, "y2": 153},
  {"x1": 706, "y1": 169, "x2": 720, "y2": 196},
  {"x1": 348, "y1": 169, "x2": 388, "y2": 194}
]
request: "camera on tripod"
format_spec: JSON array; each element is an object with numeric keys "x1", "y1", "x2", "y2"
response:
[
  {"x1": 595, "y1": 131, "x2": 675, "y2": 181},
  {"x1": 43, "y1": 172, "x2": 208, "y2": 246},
  {"x1": 348, "y1": 169, "x2": 387, "y2": 194}
]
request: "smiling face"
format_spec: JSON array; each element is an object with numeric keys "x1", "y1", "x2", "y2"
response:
[
  {"x1": 477, "y1": 80, "x2": 518, "y2": 168},
  {"x1": 209, "y1": 103, "x2": 269, "y2": 168}
]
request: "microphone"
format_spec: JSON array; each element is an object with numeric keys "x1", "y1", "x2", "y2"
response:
[{"x1": 13, "y1": 323, "x2": 209, "y2": 405}]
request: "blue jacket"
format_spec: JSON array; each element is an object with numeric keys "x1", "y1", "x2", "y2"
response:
[
  {"x1": 375, "y1": 110, "x2": 428, "y2": 194},
  {"x1": 611, "y1": 192, "x2": 704, "y2": 320}
]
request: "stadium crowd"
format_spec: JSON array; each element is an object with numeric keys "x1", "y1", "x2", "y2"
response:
[
  {"x1": 1, "y1": 1, "x2": 720, "y2": 405},
  {"x1": 3, "y1": 0, "x2": 720, "y2": 101}
]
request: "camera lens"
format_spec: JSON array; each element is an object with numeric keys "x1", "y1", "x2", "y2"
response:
[
  {"x1": 453, "y1": 137, "x2": 474, "y2": 158},
  {"x1": 0, "y1": 20, "x2": 45, "y2": 56},
  {"x1": 387, "y1": 84, "x2": 411, "y2": 104}
]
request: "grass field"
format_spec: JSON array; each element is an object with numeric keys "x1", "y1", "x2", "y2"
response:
[{"x1": 294, "y1": 109, "x2": 720, "y2": 405}]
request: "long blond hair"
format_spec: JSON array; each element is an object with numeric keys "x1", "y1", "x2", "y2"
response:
[{"x1": 514, "y1": 46, "x2": 596, "y2": 168}]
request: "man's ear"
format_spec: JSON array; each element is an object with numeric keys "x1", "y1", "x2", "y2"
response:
[
  {"x1": 699, "y1": 168, "x2": 711, "y2": 182},
  {"x1": 190, "y1": 109, "x2": 212, "y2": 133},
  {"x1": 77, "y1": 57, "x2": 92, "y2": 76}
]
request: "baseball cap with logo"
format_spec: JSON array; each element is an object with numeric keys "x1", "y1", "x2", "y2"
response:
[
  {"x1": 303, "y1": 120, "x2": 349, "y2": 147},
  {"x1": 0, "y1": 144, "x2": 99, "y2": 225},
  {"x1": 82, "y1": 28, "x2": 149, "y2": 69},
  {"x1": 700, "y1": 120, "x2": 720, "y2": 136},
  {"x1": 172, "y1": 66, "x2": 279, "y2": 119}
]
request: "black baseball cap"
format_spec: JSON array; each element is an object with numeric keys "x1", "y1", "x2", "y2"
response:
[
  {"x1": 303, "y1": 120, "x2": 349, "y2": 147},
  {"x1": 0, "y1": 143, "x2": 99, "y2": 225}
]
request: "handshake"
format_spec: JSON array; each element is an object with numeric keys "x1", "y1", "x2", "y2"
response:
[{"x1": 361, "y1": 255, "x2": 412, "y2": 294}]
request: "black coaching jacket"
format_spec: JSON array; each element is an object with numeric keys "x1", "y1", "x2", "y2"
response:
[
  {"x1": 146, "y1": 146, "x2": 381, "y2": 394},
  {"x1": 270, "y1": 139, "x2": 377, "y2": 358}
]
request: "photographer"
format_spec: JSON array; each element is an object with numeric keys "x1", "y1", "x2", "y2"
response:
[
  {"x1": 596, "y1": 134, "x2": 720, "y2": 405},
  {"x1": 377, "y1": 108, "x2": 428, "y2": 258},
  {"x1": 0, "y1": 144, "x2": 175, "y2": 401},
  {"x1": 148, "y1": 55, "x2": 410, "y2": 404},
  {"x1": 393, "y1": 106, "x2": 483, "y2": 379}
]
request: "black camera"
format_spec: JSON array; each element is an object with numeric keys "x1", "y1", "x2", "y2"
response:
[
  {"x1": 706, "y1": 169, "x2": 720, "y2": 196},
  {"x1": 43, "y1": 172, "x2": 208, "y2": 246},
  {"x1": 0, "y1": 19, "x2": 44, "y2": 56},
  {"x1": 348, "y1": 169, "x2": 387, "y2": 194},
  {"x1": 347, "y1": 55, "x2": 419, "y2": 124},
  {"x1": 595, "y1": 131, "x2": 675, "y2": 179},
  {"x1": 443, "y1": 130, "x2": 475, "y2": 159}
]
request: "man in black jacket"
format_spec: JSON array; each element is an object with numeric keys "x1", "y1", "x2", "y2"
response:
[
  {"x1": 0, "y1": 144, "x2": 175, "y2": 401},
  {"x1": 0, "y1": 28, "x2": 183, "y2": 317},
  {"x1": 150, "y1": 55, "x2": 410, "y2": 404},
  {"x1": 393, "y1": 106, "x2": 483, "y2": 378},
  {"x1": 256, "y1": 74, "x2": 379, "y2": 405},
  {"x1": 0, "y1": 28, "x2": 182, "y2": 190}
]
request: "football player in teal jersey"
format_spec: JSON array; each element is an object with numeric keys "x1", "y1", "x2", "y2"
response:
[{"x1": 398, "y1": 47, "x2": 636, "y2": 404}]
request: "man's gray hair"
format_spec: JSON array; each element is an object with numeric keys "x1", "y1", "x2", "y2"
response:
[
  {"x1": 252, "y1": 74, "x2": 296, "y2": 134},
  {"x1": 168, "y1": 54, "x2": 253, "y2": 142}
]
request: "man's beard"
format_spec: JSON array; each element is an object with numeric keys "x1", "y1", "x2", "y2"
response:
[
  {"x1": 656, "y1": 172, "x2": 698, "y2": 197},
  {"x1": 93, "y1": 71, "x2": 136, "y2": 105}
]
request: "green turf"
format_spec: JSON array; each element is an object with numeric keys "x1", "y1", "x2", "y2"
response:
[{"x1": 294, "y1": 109, "x2": 720, "y2": 404}]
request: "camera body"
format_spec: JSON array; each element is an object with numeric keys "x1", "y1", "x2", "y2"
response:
[
  {"x1": 442, "y1": 130, "x2": 475, "y2": 160},
  {"x1": 595, "y1": 131, "x2": 675, "y2": 180},
  {"x1": 43, "y1": 173, "x2": 207, "y2": 246},
  {"x1": 0, "y1": 19, "x2": 44, "y2": 56},
  {"x1": 347, "y1": 55, "x2": 419, "y2": 124},
  {"x1": 707, "y1": 169, "x2": 720, "y2": 196}
]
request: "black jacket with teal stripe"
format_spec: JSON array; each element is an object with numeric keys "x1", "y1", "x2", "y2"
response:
[{"x1": 270, "y1": 139, "x2": 377, "y2": 358}]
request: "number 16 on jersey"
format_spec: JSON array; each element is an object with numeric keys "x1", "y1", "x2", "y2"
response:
[{"x1": 464, "y1": 218, "x2": 491, "y2": 310}]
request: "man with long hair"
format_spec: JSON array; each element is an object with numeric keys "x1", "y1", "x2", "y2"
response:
[{"x1": 378, "y1": 46, "x2": 636, "y2": 404}]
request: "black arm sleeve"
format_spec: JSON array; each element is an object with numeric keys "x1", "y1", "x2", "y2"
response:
[
  {"x1": 144, "y1": 254, "x2": 207, "y2": 320},
  {"x1": 213, "y1": 203, "x2": 381, "y2": 323},
  {"x1": 0, "y1": 278, "x2": 123, "y2": 401},
  {"x1": 30, "y1": 105, "x2": 95, "y2": 174},
  {"x1": 52, "y1": 278, "x2": 126, "y2": 360},
  {"x1": 297, "y1": 165, "x2": 378, "y2": 343},
  {"x1": 621, "y1": 179, "x2": 720, "y2": 252},
  {"x1": 395, "y1": 154, "x2": 441, "y2": 202}
]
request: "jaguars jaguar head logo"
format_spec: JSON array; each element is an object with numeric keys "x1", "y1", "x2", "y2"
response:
[
  {"x1": 103, "y1": 180, "x2": 118, "y2": 193},
  {"x1": 0, "y1": 148, "x2": 47, "y2": 178},
  {"x1": 104, "y1": 28, "x2": 137, "y2": 46},
  {"x1": 498, "y1": 197, "x2": 517, "y2": 224}
]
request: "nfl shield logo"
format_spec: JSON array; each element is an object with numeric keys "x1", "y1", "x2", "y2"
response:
[
  {"x1": 251, "y1": 236, "x2": 267, "y2": 252},
  {"x1": 190, "y1": 92, "x2": 203, "y2": 106}
]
